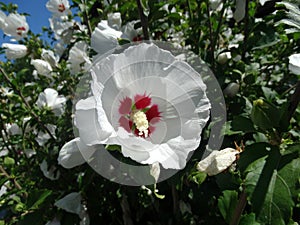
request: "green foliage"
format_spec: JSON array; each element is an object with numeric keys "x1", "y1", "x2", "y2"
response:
[{"x1": 0, "y1": 0, "x2": 300, "y2": 224}]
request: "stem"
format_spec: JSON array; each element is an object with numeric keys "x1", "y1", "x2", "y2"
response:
[
  {"x1": 214, "y1": 0, "x2": 226, "y2": 50},
  {"x1": 205, "y1": 1, "x2": 215, "y2": 69},
  {"x1": 242, "y1": 0, "x2": 249, "y2": 60},
  {"x1": 186, "y1": 0, "x2": 193, "y2": 21},
  {"x1": 171, "y1": 185, "x2": 179, "y2": 216},
  {"x1": 230, "y1": 187, "x2": 247, "y2": 225},
  {"x1": 0, "y1": 119, "x2": 17, "y2": 154},
  {"x1": 287, "y1": 80, "x2": 300, "y2": 122},
  {"x1": 0, "y1": 67, "x2": 56, "y2": 140},
  {"x1": 0, "y1": 165, "x2": 27, "y2": 198},
  {"x1": 136, "y1": 0, "x2": 150, "y2": 40},
  {"x1": 81, "y1": 0, "x2": 92, "y2": 36}
]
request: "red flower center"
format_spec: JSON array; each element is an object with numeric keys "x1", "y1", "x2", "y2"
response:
[
  {"x1": 16, "y1": 27, "x2": 26, "y2": 36},
  {"x1": 118, "y1": 94, "x2": 161, "y2": 138},
  {"x1": 58, "y1": 4, "x2": 66, "y2": 12}
]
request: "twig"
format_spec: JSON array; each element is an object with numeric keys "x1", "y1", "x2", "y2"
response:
[
  {"x1": 171, "y1": 185, "x2": 179, "y2": 216},
  {"x1": 205, "y1": 0, "x2": 215, "y2": 69},
  {"x1": 136, "y1": 0, "x2": 150, "y2": 40},
  {"x1": 0, "y1": 165, "x2": 25, "y2": 196},
  {"x1": 0, "y1": 119, "x2": 17, "y2": 154},
  {"x1": 242, "y1": 0, "x2": 249, "y2": 60},
  {"x1": 230, "y1": 187, "x2": 247, "y2": 225},
  {"x1": 0, "y1": 67, "x2": 56, "y2": 140},
  {"x1": 287, "y1": 80, "x2": 300, "y2": 122},
  {"x1": 81, "y1": 0, "x2": 92, "y2": 36},
  {"x1": 214, "y1": 0, "x2": 227, "y2": 50},
  {"x1": 186, "y1": 0, "x2": 194, "y2": 21}
]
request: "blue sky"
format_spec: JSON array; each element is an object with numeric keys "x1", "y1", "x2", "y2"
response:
[
  {"x1": 0, "y1": 0, "x2": 74, "y2": 61},
  {"x1": 0, "y1": 0, "x2": 51, "y2": 41}
]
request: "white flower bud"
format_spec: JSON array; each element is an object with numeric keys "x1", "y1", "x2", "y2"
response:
[
  {"x1": 217, "y1": 52, "x2": 231, "y2": 64},
  {"x1": 223, "y1": 82, "x2": 240, "y2": 97}
]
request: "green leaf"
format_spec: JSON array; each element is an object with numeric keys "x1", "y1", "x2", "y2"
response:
[
  {"x1": 238, "y1": 142, "x2": 270, "y2": 173},
  {"x1": 250, "y1": 99, "x2": 280, "y2": 131},
  {"x1": 231, "y1": 116, "x2": 256, "y2": 133},
  {"x1": 217, "y1": 190, "x2": 238, "y2": 224},
  {"x1": 188, "y1": 171, "x2": 207, "y2": 185},
  {"x1": 27, "y1": 189, "x2": 52, "y2": 210},
  {"x1": 4, "y1": 157, "x2": 15, "y2": 166},
  {"x1": 244, "y1": 147, "x2": 300, "y2": 225},
  {"x1": 239, "y1": 213, "x2": 261, "y2": 225}
]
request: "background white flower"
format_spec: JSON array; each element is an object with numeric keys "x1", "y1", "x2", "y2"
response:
[
  {"x1": 67, "y1": 41, "x2": 91, "y2": 75},
  {"x1": 2, "y1": 43, "x2": 27, "y2": 60},
  {"x1": 91, "y1": 20, "x2": 122, "y2": 55},
  {"x1": 197, "y1": 148, "x2": 240, "y2": 176},
  {"x1": 108, "y1": 12, "x2": 122, "y2": 30},
  {"x1": 289, "y1": 53, "x2": 300, "y2": 75},
  {"x1": 36, "y1": 88, "x2": 67, "y2": 116},
  {"x1": 35, "y1": 124, "x2": 56, "y2": 146},
  {"x1": 0, "y1": 10, "x2": 6, "y2": 29},
  {"x1": 2, "y1": 13, "x2": 29, "y2": 40},
  {"x1": 41, "y1": 49, "x2": 59, "y2": 68},
  {"x1": 40, "y1": 159, "x2": 60, "y2": 180},
  {"x1": 46, "y1": 0, "x2": 70, "y2": 17},
  {"x1": 70, "y1": 43, "x2": 211, "y2": 170},
  {"x1": 31, "y1": 59, "x2": 53, "y2": 77}
]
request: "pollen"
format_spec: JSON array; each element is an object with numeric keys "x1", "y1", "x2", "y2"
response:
[{"x1": 132, "y1": 111, "x2": 149, "y2": 138}]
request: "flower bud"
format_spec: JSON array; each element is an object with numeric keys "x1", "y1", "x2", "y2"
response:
[
  {"x1": 223, "y1": 82, "x2": 239, "y2": 97},
  {"x1": 217, "y1": 52, "x2": 231, "y2": 64}
]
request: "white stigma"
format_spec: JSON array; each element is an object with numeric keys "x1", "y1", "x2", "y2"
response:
[{"x1": 132, "y1": 111, "x2": 149, "y2": 137}]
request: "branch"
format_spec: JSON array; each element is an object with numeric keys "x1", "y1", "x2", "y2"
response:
[
  {"x1": 230, "y1": 187, "x2": 247, "y2": 225},
  {"x1": 0, "y1": 67, "x2": 56, "y2": 140},
  {"x1": 214, "y1": 0, "x2": 227, "y2": 50},
  {"x1": 242, "y1": 0, "x2": 249, "y2": 60},
  {"x1": 136, "y1": 0, "x2": 150, "y2": 40},
  {"x1": 205, "y1": 0, "x2": 215, "y2": 69},
  {"x1": 81, "y1": 0, "x2": 92, "y2": 36},
  {"x1": 287, "y1": 80, "x2": 300, "y2": 122},
  {"x1": 0, "y1": 165, "x2": 22, "y2": 190}
]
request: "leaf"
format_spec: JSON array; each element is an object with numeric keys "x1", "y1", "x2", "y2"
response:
[
  {"x1": 188, "y1": 171, "x2": 207, "y2": 185},
  {"x1": 231, "y1": 116, "x2": 256, "y2": 133},
  {"x1": 238, "y1": 142, "x2": 271, "y2": 173},
  {"x1": 250, "y1": 99, "x2": 280, "y2": 131},
  {"x1": 217, "y1": 190, "x2": 238, "y2": 224},
  {"x1": 244, "y1": 147, "x2": 300, "y2": 225},
  {"x1": 55, "y1": 192, "x2": 82, "y2": 215},
  {"x1": 28, "y1": 190, "x2": 52, "y2": 210},
  {"x1": 239, "y1": 213, "x2": 261, "y2": 225}
]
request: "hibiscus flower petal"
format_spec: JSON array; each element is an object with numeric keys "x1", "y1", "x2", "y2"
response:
[
  {"x1": 75, "y1": 96, "x2": 114, "y2": 145},
  {"x1": 146, "y1": 104, "x2": 161, "y2": 124},
  {"x1": 134, "y1": 94, "x2": 151, "y2": 109},
  {"x1": 119, "y1": 97, "x2": 132, "y2": 114}
]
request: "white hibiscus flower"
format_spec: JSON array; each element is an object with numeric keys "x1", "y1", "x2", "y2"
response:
[
  {"x1": 67, "y1": 41, "x2": 91, "y2": 75},
  {"x1": 49, "y1": 17, "x2": 74, "y2": 43},
  {"x1": 108, "y1": 12, "x2": 122, "y2": 31},
  {"x1": 31, "y1": 59, "x2": 53, "y2": 77},
  {"x1": 36, "y1": 88, "x2": 67, "y2": 116},
  {"x1": 46, "y1": 0, "x2": 71, "y2": 17},
  {"x1": 289, "y1": 53, "x2": 300, "y2": 75},
  {"x1": 91, "y1": 17, "x2": 143, "y2": 56},
  {"x1": 2, "y1": 13, "x2": 29, "y2": 40},
  {"x1": 91, "y1": 20, "x2": 122, "y2": 55},
  {"x1": 0, "y1": 10, "x2": 7, "y2": 29},
  {"x1": 60, "y1": 43, "x2": 211, "y2": 170},
  {"x1": 197, "y1": 148, "x2": 240, "y2": 176},
  {"x1": 41, "y1": 49, "x2": 59, "y2": 68},
  {"x1": 2, "y1": 43, "x2": 27, "y2": 60}
]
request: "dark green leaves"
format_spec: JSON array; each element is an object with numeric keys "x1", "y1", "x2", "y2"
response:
[{"x1": 244, "y1": 146, "x2": 300, "y2": 224}]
